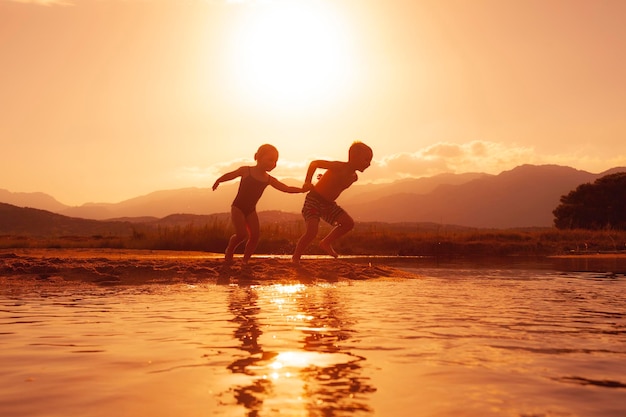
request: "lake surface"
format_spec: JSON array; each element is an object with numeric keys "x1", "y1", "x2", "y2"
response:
[{"x1": 1, "y1": 259, "x2": 625, "y2": 417}]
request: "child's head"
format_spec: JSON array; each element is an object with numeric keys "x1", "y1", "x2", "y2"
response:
[
  {"x1": 254, "y1": 144, "x2": 279, "y2": 172},
  {"x1": 348, "y1": 141, "x2": 373, "y2": 172}
]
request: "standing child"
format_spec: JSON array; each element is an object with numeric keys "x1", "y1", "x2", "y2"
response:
[
  {"x1": 292, "y1": 141, "x2": 373, "y2": 263},
  {"x1": 213, "y1": 144, "x2": 308, "y2": 262}
]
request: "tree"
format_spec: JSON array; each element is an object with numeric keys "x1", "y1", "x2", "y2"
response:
[{"x1": 553, "y1": 172, "x2": 626, "y2": 230}]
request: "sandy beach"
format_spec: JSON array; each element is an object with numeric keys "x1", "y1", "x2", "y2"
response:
[{"x1": 0, "y1": 248, "x2": 417, "y2": 288}]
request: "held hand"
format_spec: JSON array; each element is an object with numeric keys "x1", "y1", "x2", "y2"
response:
[{"x1": 212, "y1": 181, "x2": 219, "y2": 191}]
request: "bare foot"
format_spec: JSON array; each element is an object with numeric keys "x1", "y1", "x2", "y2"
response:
[{"x1": 319, "y1": 239, "x2": 339, "y2": 258}]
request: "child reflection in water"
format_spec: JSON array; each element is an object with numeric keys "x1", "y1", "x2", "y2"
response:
[
  {"x1": 226, "y1": 287, "x2": 271, "y2": 414},
  {"x1": 224, "y1": 285, "x2": 375, "y2": 415}
]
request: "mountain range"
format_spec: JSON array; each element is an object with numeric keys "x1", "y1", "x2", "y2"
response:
[{"x1": 2, "y1": 164, "x2": 624, "y2": 229}]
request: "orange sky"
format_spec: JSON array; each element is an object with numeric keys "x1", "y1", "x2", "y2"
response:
[{"x1": 1, "y1": 0, "x2": 625, "y2": 206}]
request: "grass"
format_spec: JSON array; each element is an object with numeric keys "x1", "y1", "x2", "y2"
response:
[{"x1": 2, "y1": 221, "x2": 626, "y2": 257}]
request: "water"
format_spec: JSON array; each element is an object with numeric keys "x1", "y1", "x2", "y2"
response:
[{"x1": 1, "y1": 262, "x2": 625, "y2": 417}]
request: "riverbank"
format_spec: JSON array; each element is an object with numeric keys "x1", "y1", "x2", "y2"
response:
[{"x1": 0, "y1": 248, "x2": 417, "y2": 287}]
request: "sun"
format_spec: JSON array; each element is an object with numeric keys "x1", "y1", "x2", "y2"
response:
[{"x1": 226, "y1": 1, "x2": 355, "y2": 110}]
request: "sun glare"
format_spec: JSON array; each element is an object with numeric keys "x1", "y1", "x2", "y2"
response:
[{"x1": 227, "y1": 1, "x2": 354, "y2": 110}]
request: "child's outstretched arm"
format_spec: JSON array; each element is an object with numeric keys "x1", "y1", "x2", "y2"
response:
[
  {"x1": 212, "y1": 166, "x2": 245, "y2": 191},
  {"x1": 269, "y1": 177, "x2": 308, "y2": 193}
]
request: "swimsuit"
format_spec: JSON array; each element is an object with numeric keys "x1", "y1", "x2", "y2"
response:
[
  {"x1": 301, "y1": 189, "x2": 346, "y2": 225},
  {"x1": 232, "y1": 167, "x2": 270, "y2": 216}
]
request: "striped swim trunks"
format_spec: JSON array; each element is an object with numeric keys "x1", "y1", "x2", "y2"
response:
[{"x1": 301, "y1": 190, "x2": 346, "y2": 225}]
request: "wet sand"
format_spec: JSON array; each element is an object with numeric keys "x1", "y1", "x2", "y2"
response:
[{"x1": 0, "y1": 248, "x2": 417, "y2": 287}]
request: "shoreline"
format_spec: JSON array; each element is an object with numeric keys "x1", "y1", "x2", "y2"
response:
[
  {"x1": 2, "y1": 248, "x2": 626, "y2": 289},
  {"x1": 550, "y1": 252, "x2": 626, "y2": 259},
  {"x1": 0, "y1": 248, "x2": 418, "y2": 287}
]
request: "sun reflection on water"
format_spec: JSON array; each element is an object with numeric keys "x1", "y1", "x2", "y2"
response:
[{"x1": 225, "y1": 282, "x2": 375, "y2": 415}]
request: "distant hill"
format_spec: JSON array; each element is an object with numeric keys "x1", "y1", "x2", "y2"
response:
[
  {"x1": 0, "y1": 203, "x2": 133, "y2": 236},
  {"x1": 344, "y1": 172, "x2": 489, "y2": 205},
  {"x1": 149, "y1": 211, "x2": 301, "y2": 227},
  {"x1": 345, "y1": 165, "x2": 622, "y2": 228},
  {"x1": 0, "y1": 189, "x2": 68, "y2": 213},
  {"x1": 0, "y1": 203, "x2": 301, "y2": 237},
  {"x1": 2, "y1": 165, "x2": 625, "y2": 228}
]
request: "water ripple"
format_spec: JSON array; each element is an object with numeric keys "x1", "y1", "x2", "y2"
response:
[{"x1": 1, "y1": 268, "x2": 625, "y2": 417}]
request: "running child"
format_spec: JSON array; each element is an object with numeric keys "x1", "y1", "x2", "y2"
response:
[
  {"x1": 213, "y1": 144, "x2": 308, "y2": 262},
  {"x1": 292, "y1": 141, "x2": 373, "y2": 263}
]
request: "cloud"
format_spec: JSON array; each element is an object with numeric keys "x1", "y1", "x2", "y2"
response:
[
  {"x1": 367, "y1": 141, "x2": 536, "y2": 182},
  {"x1": 423, "y1": 143, "x2": 464, "y2": 159}
]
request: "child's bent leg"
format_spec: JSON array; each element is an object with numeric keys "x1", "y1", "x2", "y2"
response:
[
  {"x1": 226, "y1": 234, "x2": 246, "y2": 261},
  {"x1": 292, "y1": 218, "x2": 320, "y2": 263},
  {"x1": 320, "y1": 212, "x2": 354, "y2": 258},
  {"x1": 319, "y1": 239, "x2": 339, "y2": 258}
]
